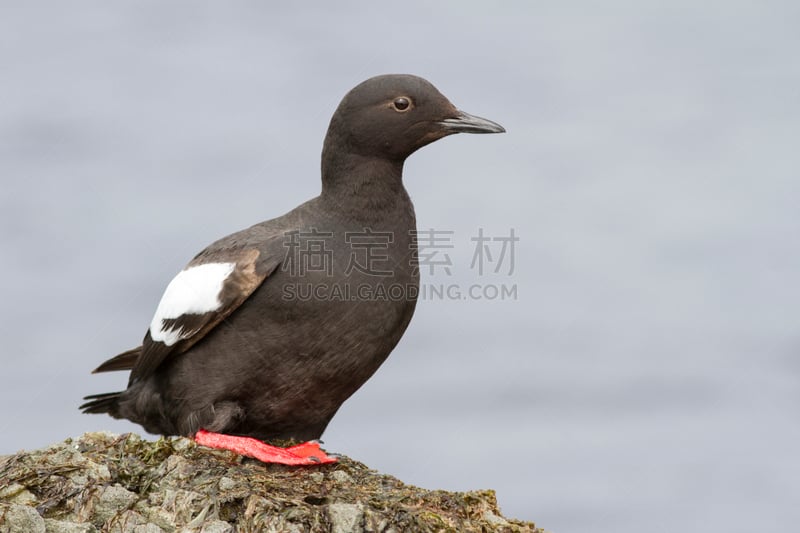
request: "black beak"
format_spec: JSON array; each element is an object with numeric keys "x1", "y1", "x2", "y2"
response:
[{"x1": 439, "y1": 110, "x2": 505, "y2": 134}]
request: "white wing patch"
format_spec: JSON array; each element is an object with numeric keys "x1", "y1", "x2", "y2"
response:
[{"x1": 149, "y1": 262, "x2": 236, "y2": 346}]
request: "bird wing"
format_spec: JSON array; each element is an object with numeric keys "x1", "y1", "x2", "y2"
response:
[{"x1": 128, "y1": 240, "x2": 283, "y2": 384}]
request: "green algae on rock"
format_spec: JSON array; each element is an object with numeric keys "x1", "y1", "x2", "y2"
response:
[{"x1": 0, "y1": 432, "x2": 543, "y2": 532}]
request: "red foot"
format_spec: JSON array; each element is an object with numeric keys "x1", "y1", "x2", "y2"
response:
[{"x1": 194, "y1": 429, "x2": 337, "y2": 465}]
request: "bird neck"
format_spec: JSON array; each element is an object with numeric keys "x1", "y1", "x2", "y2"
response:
[{"x1": 320, "y1": 144, "x2": 411, "y2": 222}]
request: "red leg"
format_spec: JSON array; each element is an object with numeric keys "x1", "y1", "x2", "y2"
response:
[
  {"x1": 286, "y1": 440, "x2": 331, "y2": 458},
  {"x1": 194, "y1": 429, "x2": 337, "y2": 465}
]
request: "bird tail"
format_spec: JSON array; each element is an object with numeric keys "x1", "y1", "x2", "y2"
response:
[
  {"x1": 92, "y1": 346, "x2": 142, "y2": 373},
  {"x1": 80, "y1": 391, "x2": 123, "y2": 415},
  {"x1": 81, "y1": 346, "x2": 141, "y2": 416}
]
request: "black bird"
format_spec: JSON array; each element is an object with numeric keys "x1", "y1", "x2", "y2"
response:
[{"x1": 81, "y1": 74, "x2": 504, "y2": 464}]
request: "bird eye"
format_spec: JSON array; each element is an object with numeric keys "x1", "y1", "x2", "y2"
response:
[{"x1": 392, "y1": 97, "x2": 411, "y2": 112}]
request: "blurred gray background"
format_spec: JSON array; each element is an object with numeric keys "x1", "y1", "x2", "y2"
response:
[{"x1": 1, "y1": 2, "x2": 798, "y2": 532}]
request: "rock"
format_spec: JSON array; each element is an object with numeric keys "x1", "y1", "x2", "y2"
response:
[
  {"x1": 92, "y1": 485, "x2": 139, "y2": 525},
  {"x1": 0, "y1": 432, "x2": 544, "y2": 532},
  {"x1": 327, "y1": 502, "x2": 364, "y2": 533},
  {"x1": 330, "y1": 469, "x2": 353, "y2": 484},
  {"x1": 0, "y1": 483, "x2": 37, "y2": 506},
  {"x1": 0, "y1": 503, "x2": 45, "y2": 533},
  {"x1": 132, "y1": 525, "x2": 164, "y2": 533},
  {"x1": 193, "y1": 519, "x2": 233, "y2": 533},
  {"x1": 44, "y1": 518, "x2": 97, "y2": 532}
]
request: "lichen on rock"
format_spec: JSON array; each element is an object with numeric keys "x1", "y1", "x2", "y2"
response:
[{"x1": 0, "y1": 432, "x2": 543, "y2": 532}]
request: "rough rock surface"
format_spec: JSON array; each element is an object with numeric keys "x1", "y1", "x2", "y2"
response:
[{"x1": 0, "y1": 433, "x2": 543, "y2": 532}]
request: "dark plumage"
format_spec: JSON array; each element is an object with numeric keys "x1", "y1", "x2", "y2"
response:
[{"x1": 82, "y1": 74, "x2": 504, "y2": 447}]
